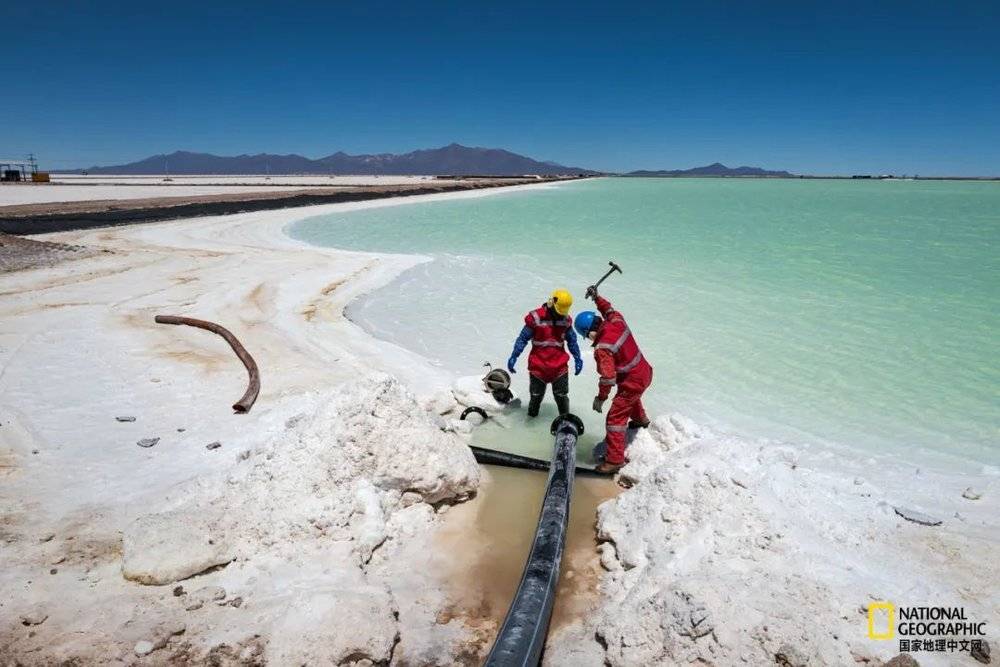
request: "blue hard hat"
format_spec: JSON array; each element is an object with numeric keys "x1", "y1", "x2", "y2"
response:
[{"x1": 574, "y1": 310, "x2": 599, "y2": 338}]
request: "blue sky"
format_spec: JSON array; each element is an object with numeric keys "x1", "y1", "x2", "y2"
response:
[{"x1": 3, "y1": 1, "x2": 998, "y2": 175}]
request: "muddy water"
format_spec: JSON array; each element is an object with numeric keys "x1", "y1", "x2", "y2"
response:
[{"x1": 437, "y1": 464, "x2": 619, "y2": 652}]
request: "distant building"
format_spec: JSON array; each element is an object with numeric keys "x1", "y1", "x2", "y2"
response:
[{"x1": 0, "y1": 154, "x2": 41, "y2": 182}]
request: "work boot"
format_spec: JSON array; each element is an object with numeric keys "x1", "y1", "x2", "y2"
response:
[
  {"x1": 527, "y1": 376, "x2": 545, "y2": 417},
  {"x1": 527, "y1": 397, "x2": 542, "y2": 418},
  {"x1": 595, "y1": 461, "x2": 624, "y2": 475},
  {"x1": 552, "y1": 374, "x2": 570, "y2": 416},
  {"x1": 628, "y1": 419, "x2": 651, "y2": 430}
]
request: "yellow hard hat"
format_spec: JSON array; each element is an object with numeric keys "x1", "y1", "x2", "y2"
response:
[{"x1": 550, "y1": 289, "x2": 573, "y2": 316}]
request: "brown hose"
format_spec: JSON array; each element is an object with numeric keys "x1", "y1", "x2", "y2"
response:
[{"x1": 154, "y1": 315, "x2": 260, "y2": 414}]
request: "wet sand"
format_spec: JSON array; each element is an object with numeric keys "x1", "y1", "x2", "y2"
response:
[
  {"x1": 0, "y1": 232, "x2": 99, "y2": 273},
  {"x1": 436, "y1": 465, "x2": 620, "y2": 655}
]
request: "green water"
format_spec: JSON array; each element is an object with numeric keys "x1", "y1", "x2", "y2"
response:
[{"x1": 290, "y1": 178, "x2": 1000, "y2": 465}]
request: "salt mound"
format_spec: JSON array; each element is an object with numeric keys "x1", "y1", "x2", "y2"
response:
[
  {"x1": 312, "y1": 375, "x2": 480, "y2": 503},
  {"x1": 548, "y1": 413, "x2": 999, "y2": 666},
  {"x1": 221, "y1": 373, "x2": 480, "y2": 551},
  {"x1": 115, "y1": 373, "x2": 483, "y2": 659}
]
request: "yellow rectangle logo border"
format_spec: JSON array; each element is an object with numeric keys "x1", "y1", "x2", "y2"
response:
[{"x1": 868, "y1": 602, "x2": 896, "y2": 640}]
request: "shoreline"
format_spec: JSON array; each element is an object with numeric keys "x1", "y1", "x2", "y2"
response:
[
  {"x1": 1, "y1": 179, "x2": 996, "y2": 664},
  {"x1": 0, "y1": 176, "x2": 584, "y2": 235}
]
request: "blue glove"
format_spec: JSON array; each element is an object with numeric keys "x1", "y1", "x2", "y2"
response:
[
  {"x1": 566, "y1": 326, "x2": 583, "y2": 376},
  {"x1": 507, "y1": 354, "x2": 518, "y2": 373}
]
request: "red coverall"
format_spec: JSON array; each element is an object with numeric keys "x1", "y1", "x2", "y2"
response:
[
  {"x1": 525, "y1": 305, "x2": 572, "y2": 383},
  {"x1": 593, "y1": 295, "x2": 653, "y2": 465}
]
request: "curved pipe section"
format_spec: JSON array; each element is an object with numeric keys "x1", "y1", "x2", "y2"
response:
[
  {"x1": 154, "y1": 315, "x2": 260, "y2": 413},
  {"x1": 460, "y1": 406, "x2": 490, "y2": 421},
  {"x1": 484, "y1": 414, "x2": 582, "y2": 666}
]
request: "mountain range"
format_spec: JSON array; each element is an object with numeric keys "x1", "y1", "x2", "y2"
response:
[
  {"x1": 626, "y1": 162, "x2": 793, "y2": 177},
  {"x1": 71, "y1": 144, "x2": 596, "y2": 176},
  {"x1": 67, "y1": 147, "x2": 792, "y2": 179}
]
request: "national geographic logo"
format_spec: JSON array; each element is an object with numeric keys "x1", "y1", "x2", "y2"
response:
[
  {"x1": 867, "y1": 602, "x2": 988, "y2": 657},
  {"x1": 868, "y1": 602, "x2": 895, "y2": 640}
]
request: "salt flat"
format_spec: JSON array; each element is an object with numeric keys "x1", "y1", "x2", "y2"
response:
[{"x1": 0, "y1": 174, "x2": 447, "y2": 206}]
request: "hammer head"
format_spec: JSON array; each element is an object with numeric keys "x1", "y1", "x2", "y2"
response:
[{"x1": 609, "y1": 260, "x2": 622, "y2": 274}]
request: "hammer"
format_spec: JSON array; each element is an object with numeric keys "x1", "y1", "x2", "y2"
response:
[{"x1": 586, "y1": 260, "x2": 622, "y2": 299}]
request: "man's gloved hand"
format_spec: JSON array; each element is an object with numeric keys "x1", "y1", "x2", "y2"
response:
[
  {"x1": 574, "y1": 357, "x2": 584, "y2": 376},
  {"x1": 507, "y1": 355, "x2": 518, "y2": 373},
  {"x1": 585, "y1": 285, "x2": 598, "y2": 300},
  {"x1": 592, "y1": 396, "x2": 605, "y2": 413}
]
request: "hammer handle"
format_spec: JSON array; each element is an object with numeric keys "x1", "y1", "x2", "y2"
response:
[{"x1": 593, "y1": 268, "x2": 616, "y2": 290}]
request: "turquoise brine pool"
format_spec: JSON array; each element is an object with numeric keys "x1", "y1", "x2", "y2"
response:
[{"x1": 290, "y1": 178, "x2": 1000, "y2": 465}]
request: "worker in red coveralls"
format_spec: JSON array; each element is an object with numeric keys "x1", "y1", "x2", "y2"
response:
[
  {"x1": 507, "y1": 289, "x2": 584, "y2": 417},
  {"x1": 573, "y1": 286, "x2": 653, "y2": 474}
]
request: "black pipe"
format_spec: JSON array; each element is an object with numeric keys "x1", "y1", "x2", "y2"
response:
[
  {"x1": 461, "y1": 406, "x2": 490, "y2": 421},
  {"x1": 471, "y1": 443, "x2": 605, "y2": 477},
  {"x1": 471, "y1": 445, "x2": 547, "y2": 472},
  {"x1": 484, "y1": 415, "x2": 582, "y2": 666}
]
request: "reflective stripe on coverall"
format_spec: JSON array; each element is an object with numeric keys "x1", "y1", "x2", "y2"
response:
[{"x1": 525, "y1": 305, "x2": 572, "y2": 383}]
